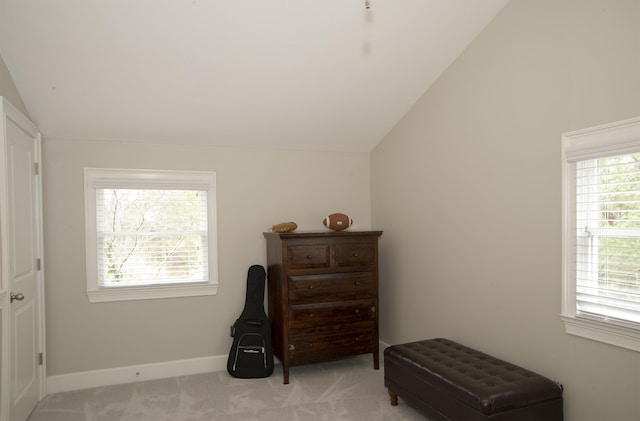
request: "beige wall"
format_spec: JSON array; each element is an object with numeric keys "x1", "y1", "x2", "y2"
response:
[
  {"x1": 0, "y1": 55, "x2": 29, "y2": 117},
  {"x1": 42, "y1": 138, "x2": 371, "y2": 375},
  {"x1": 371, "y1": 1, "x2": 640, "y2": 420}
]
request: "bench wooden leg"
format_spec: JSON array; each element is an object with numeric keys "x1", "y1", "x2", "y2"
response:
[{"x1": 387, "y1": 388, "x2": 398, "y2": 406}]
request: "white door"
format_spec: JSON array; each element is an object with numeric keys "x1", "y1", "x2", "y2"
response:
[{"x1": 1, "y1": 99, "x2": 45, "y2": 421}]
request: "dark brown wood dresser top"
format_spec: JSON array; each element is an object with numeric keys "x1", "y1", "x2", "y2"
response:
[{"x1": 263, "y1": 230, "x2": 383, "y2": 384}]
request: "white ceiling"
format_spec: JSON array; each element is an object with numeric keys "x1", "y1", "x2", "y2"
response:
[{"x1": 0, "y1": 0, "x2": 509, "y2": 152}]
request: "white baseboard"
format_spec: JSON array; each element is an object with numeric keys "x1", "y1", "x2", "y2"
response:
[
  {"x1": 47, "y1": 341, "x2": 391, "y2": 395},
  {"x1": 47, "y1": 354, "x2": 228, "y2": 394},
  {"x1": 379, "y1": 340, "x2": 391, "y2": 352}
]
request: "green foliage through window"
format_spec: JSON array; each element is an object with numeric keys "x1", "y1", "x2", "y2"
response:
[
  {"x1": 97, "y1": 188, "x2": 208, "y2": 286},
  {"x1": 596, "y1": 155, "x2": 640, "y2": 295}
]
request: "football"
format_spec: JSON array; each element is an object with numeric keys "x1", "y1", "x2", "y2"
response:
[{"x1": 322, "y1": 213, "x2": 353, "y2": 231}]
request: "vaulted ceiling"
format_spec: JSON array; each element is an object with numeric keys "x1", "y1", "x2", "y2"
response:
[{"x1": 0, "y1": 0, "x2": 509, "y2": 152}]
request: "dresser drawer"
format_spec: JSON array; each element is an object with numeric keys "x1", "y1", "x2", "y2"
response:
[
  {"x1": 289, "y1": 300, "x2": 375, "y2": 329},
  {"x1": 288, "y1": 329, "x2": 373, "y2": 365},
  {"x1": 335, "y1": 241, "x2": 376, "y2": 268},
  {"x1": 288, "y1": 272, "x2": 375, "y2": 304},
  {"x1": 286, "y1": 244, "x2": 330, "y2": 269}
]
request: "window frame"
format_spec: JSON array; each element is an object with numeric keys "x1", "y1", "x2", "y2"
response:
[
  {"x1": 562, "y1": 116, "x2": 640, "y2": 352},
  {"x1": 84, "y1": 168, "x2": 218, "y2": 303}
]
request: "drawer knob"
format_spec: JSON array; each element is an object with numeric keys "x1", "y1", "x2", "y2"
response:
[
  {"x1": 352, "y1": 252, "x2": 359, "y2": 257},
  {"x1": 289, "y1": 344, "x2": 296, "y2": 351},
  {"x1": 354, "y1": 281, "x2": 361, "y2": 286},
  {"x1": 355, "y1": 309, "x2": 360, "y2": 313},
  {"x1": 355, "y1": 337, "x2": 360, "y2": 342},
  {"x1": 309, "y1": 313, "x2": 314, "y2": 318},
  {"x1": 306, "y1": 255, "x2": 313, "y2": 260},
  {"x1": 308, "y1": 285, "x2": 314, "y2": 289}
]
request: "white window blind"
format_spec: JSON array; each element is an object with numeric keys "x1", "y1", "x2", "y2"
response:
[
  {"x1": 575, "y1": 155, "x2": 640, "y2": 325},
  {"x1": 96, "y1": 188, "x2": 208, "y2": 287}
]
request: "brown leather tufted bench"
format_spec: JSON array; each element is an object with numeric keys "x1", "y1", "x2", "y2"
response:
[{"x1": 384, "y1": 338, "x2": 563, "y2": 420}]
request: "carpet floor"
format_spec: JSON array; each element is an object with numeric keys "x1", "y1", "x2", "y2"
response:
[{"x1": 28, "y1": 356, "x2": 425, "y2": 420}]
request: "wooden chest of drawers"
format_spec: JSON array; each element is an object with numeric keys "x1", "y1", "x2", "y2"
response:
[{"x1": 264, "y1": 230, "x2": 383, "y2": 384}]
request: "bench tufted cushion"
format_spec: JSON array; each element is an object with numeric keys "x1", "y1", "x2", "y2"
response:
[{"x1": 384, "y1": 338, "x2": 563, "y2": 417}]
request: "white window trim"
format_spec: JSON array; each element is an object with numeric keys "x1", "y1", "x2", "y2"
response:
[
  {"x1": 84, "y1": 168, "x2": 219, "y2": 303},
  {"x1": 561, "y1": 116, "x2": 640, "y2": 352}
]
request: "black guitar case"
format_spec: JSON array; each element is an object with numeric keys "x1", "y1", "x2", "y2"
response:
[{"x1": 227, "y1": 264, "x2": 274, "y2": 378}]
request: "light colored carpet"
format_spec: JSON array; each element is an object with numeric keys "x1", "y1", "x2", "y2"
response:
[{"x1": 29, "y1": 356, "x2": 426, "y2": 420}]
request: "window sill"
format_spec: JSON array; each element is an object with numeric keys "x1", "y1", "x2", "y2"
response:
[
  {"x1": 561, "y1": 314, "x2": 640, "y2": 353},
  {"x1": 87, "y1": 282, "x2": 218, "y2": 303}
]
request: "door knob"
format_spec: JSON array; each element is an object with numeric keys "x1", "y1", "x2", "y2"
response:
[{"x1": 10, "y1": 292, "x2": 24, "y2": 303}]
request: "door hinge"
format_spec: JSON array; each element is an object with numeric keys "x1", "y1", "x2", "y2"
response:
[
  {"x1": 34, "y1": 162, "x2": 39, "y2": 175},
  {"x1": 37, "y1": 258, "x2": 41, "y2": 271},
  {"x1": 38, "y1": 352, "x2": 43, "y2": 366}
]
